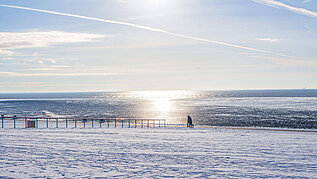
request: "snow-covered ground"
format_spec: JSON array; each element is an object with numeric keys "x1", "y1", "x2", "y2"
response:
[{"x1": 1, "y1": 127, "x2": 317, "y2": 178}]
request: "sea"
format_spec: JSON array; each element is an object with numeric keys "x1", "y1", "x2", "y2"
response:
[{"x1": 0, "y1": 89, "x2": 316, "y2": 129}]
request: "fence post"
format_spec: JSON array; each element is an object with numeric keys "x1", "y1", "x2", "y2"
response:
[
  {"x1": 92, "y1": 119, "x2": 94, "y2": 128},
  {"x1": 65, "y1": 118, "x2": 68, "y2": 128},
  {"x1": 1, "y1": 115, "x2": 4, "y2": 128},
  {"x1": 128, "y1": 120, "x2": 130, "y2": 128},
  {"x1": 13, "y1": 115, "x2": 16, "y2": 128},
  {"x1": 135, "y1": 120, "x2": 137, "y2": 128},
  {"x1": 100, "y1": 121, "x2": 102, "y2": 128},
  {"x1": 47, "y1": 118, "x2": 49, "y2": 128},
  {"x1": 122, "y1": 120, "x2": 124, "y2": 128},
  {"x1": 25, "y1": 117, "x2": 27, "y2": 128},
  {"x1": 56, "y1": 119, "x2": 58, "y2": 128},
  {"x1": 75, "y1": 119, "x2": 77, "y2": 128},
  {"x1": 83, "y1": 120, "x2": 86, "y2": 128},
  {"x1": 36, "y1": 118, "x2": 38, "y2": 128},
  {"x1": 164, "y1": 120, "x2": 166, "y2": 127},
  {"x1": 115, "y1": 119, "x2": 117, "y2": 128},
  {"x1": 147, "y1": 120, "x2": 149, "y2": 128},
  {"x1": 141, "y1": 120, "x2": 143, "y2": 128},
  {"x1": 107, "y1": 119, "x2": 109, "y2": 128}
]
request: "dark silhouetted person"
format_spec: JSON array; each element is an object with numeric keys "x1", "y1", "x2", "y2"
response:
[{"x1": 187, "y1": 115, "x2": 194, "y2": 128}]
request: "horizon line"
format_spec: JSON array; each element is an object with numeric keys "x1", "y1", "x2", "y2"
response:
[{"x1": 0, "y1": 88, "x2": 316, "y2": 94}]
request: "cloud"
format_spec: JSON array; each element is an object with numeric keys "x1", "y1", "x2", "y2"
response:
[
  {"x1": 24, "y1": 65, "x2": 69, "y2": 71},
  {"x1": 268, "y1": 57, "x2": 317, "y2": 67},
  {"x1": 0, "y1": 82, "x2": 44, "y2": 85},
  {"x1": 32, "y1": 58, "x2": 56, "y2": 64},
  {"x1": 0, "y1": 72, "x2": 120, "y2": 77},
  {"x1": 0, "y1": 31, "x2": 106, "y2": 55},
  {"x1": 0, "y1": 4, "x2": 266, "y2": 53},
  {"x1": 0, "y1": 49, "x2": 14, "y2": 56},
  {"x1": 252, "y1": 0, "x2": 317, "y2": 19},
  {"x1": 249, "y1": 55, "x2": 317, "y2": 67},
  {"x1": 256, "y1": 38, "x2": 280, "y2": 42}
]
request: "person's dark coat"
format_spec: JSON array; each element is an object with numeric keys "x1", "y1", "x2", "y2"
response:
[{"x1": 187, "y1": 115, "x2": 194, "y2": 127}]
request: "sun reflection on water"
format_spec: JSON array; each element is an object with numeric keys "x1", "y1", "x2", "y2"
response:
[
  {"x1": 151, "y1": 97, "x2": 172, "y2": 117},
  {"x1": 129, "y1": 90, "x2": 194, "y2": 119}
]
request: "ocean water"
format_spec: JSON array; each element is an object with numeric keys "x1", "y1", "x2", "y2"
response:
[{"x1": 0, "y1": 90, "x2": 316, "y2": 129}]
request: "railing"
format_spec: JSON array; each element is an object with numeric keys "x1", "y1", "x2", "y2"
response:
[{"x1": 0, "y1": 115, "x2": 166, "y2": 129}]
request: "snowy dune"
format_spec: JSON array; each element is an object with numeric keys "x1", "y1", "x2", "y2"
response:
[{"x1": 0, "y1": 127, "x2": 317, "y2": 178}]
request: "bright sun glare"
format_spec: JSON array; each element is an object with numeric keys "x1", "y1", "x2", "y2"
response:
[
  {"x1": 132, "y1": 0, "x2": 178, "y2": 12},
  {"x1": 130, "y1": 90, "x2": 193, "y2": 118},
  {"x1": 131, "y1": 91, "x2": 175, "y2": 116},
  {"x1": 152, "y1": 98, "x2": 171, "y2": 114}
]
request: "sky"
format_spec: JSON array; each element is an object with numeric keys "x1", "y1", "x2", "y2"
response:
[{"x1": 0, "y1": 0, "x2": 316, "y2": 92}]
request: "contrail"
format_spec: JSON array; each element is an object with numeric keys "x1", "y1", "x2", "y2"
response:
[
  {"x1": 0, "y1": 4, "x2": 266, "y2": 53},
  {"x1": 252, "y1": 0, "x2": 317, "y2": 19}
]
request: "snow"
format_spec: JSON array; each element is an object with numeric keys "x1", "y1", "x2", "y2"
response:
[{"x1": 1, "y1": 127, "x2": 317, "y2": 178}]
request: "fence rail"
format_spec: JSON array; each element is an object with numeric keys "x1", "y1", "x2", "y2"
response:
[{"x1": 0, "y1": 115, "x2": 166, "y2": 129}]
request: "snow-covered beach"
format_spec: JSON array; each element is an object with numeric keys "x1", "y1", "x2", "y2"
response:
[
  {"x1": 1, "y1": 127, "x2": 316, "y2": 178},
  {"x1": 1, "y1": 0, "x2": 317, "y2": 177}
]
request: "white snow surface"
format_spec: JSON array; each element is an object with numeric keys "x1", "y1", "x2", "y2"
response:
[{"x1": 1, "y1": 127, "x2": 317, "y2": 178}]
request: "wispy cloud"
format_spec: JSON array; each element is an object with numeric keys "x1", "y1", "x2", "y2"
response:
[
  {"x1": 25, "y1": 66, "x2": 69, "y2": 71},
  {"x1": 256, "y1": 38, "x2": 280, "y2": 42},
  {"x1": 303, "y1": 0, "x2": 311, "y2": 3},
  {"x1": 268, "y1": 57, "x2": 317, "y2": 67},
  {"x1": 0, "y1": 49, "x2": 14, "y2": 56},
  {"x1": 0, "y1": 31, "x2": 106, "y2": 55},
  {"x1": 252, "y1": 0, "x2": 317, "y2": 19},
  {"x1": 0, "y1": 72, "x2": 121, "y2": 77},
  {"x1": 249, "y1": 55, "x2": 317, "y2": 67},
  {"x1": 0, "y1": 4, "x2": 266, "y2": 53},
  {"x1": 0, "y1": 82, "x2": 44, "y2": 85}
]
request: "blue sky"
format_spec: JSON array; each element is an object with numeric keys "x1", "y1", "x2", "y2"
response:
[{"x1": 0, "y1": 0, "x2": 316, "y2": 92}]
